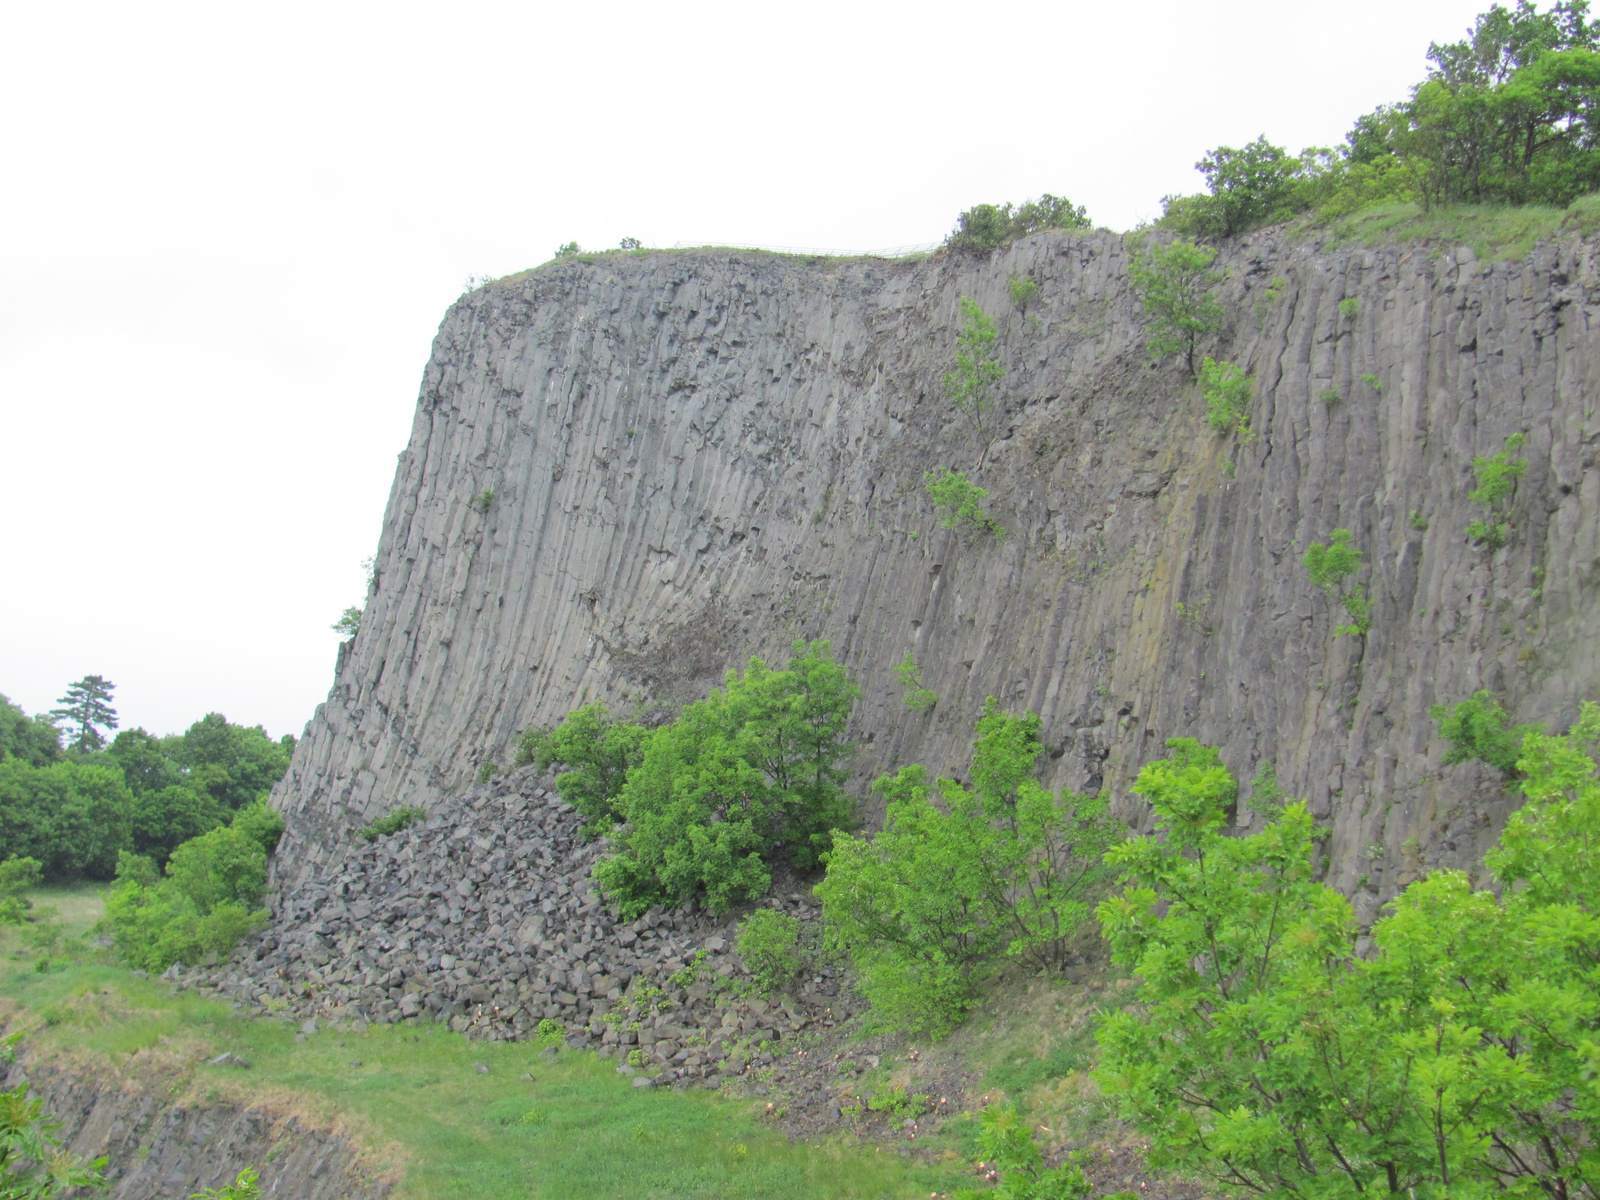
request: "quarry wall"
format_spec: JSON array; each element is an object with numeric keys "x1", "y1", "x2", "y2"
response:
[{"x1": 272, "y1": 228, "x2": 1600, "y2": 926}]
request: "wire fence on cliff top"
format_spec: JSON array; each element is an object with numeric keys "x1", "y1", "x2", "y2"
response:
[{"x1": 671, "y1": 240, "x2": 942, "y2": 258}]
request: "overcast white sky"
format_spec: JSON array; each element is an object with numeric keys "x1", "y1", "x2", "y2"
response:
[{"x1": 1, "y1": 0, "x2": 1490, "y2": 741}]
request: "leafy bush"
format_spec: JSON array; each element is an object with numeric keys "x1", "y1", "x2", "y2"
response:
[
  {"x1": 0, "y1": 1082, "x2": 107, "y2": 1195},
  {"x1": 1466, "y1": 432, "x2": 1528, "y2": 549},
  {"x1": 192, "y1": 1168, "x2": 262, "y2": 1200},
  {"x1": 923, "y1": 470, "x2": 1005, "y2": 539},
  {"x1": 1008, "y1": 276, "x2": 1039, "y2": 315},
  {"x1": 1096, "y1": 705, "x2": 1600, "y2": 1200},
  {"x1": 735, "y1": 908, "x2": 802, "y2": 992},
  {"x1": 102, "y1": 823, "x2": 274, "y2": 971},
  {"x1": 1198, "y1": 357, "x2": 1253, "y2": 437},
  {"x1": 1128, "y1": 239, "x2": 1222, "y2": 378},
  {"x1": 595, "y1": 641, "x2": 858, "y2": 919},
  {"x1": 1430, "y1": 689, "x2": 1541, "y2": 777},
  {"x1": 942, "y1": 298, "x2": 1004, "y2": 438},
  {"x1": 946, "y1": 195, "x2": 1090, "y2": 252},
  {"x1": 819, "y1": 700, "x2": 1119, "y2": 1037},
  {"x1": 894, "y1": 653, "x2": 937, "y2": 712},
  {"x1": 954, "y1": 1103, "x2": 1090, "y2": 1200},
  {"x1": 360, "y1": 806, "x2": 426, "y2": 841},
  {"x1": 515, "y1": 703, "x2": 648, "y2": 832},
  {"x1": 1303, "y1": 527, "x2": 1371, "y2": 636},
  {"x1": 0, "y1": 856, "x2": 41, "y2": 925},
  {"x1": 331, "y1": 606, "x2": 362, "y2": 638}
]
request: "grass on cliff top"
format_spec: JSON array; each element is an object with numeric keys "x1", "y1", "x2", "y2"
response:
[
  {"x1": 1317, "y1": 193, "x2": 1600, "y2": 262},
  {"x1": 0, "y1": 962, "x2": 969, "y2": 1200}
]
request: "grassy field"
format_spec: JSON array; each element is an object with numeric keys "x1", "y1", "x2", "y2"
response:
[{"x1": 0, "y1": 887, "x2": 974, "y2": 1200}]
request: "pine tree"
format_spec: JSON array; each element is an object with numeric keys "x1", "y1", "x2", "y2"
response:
[{"x1": 50, "y1": 675, "x2": 118, "y2": 753}]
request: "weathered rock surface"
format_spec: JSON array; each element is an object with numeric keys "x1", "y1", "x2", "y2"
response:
[
  {"x1": 0, "y1": 1056, "x2": 386, "y2": 1199},
  {"x1": 273, "y1": 230, "x2": 1600, "y2": 923}
]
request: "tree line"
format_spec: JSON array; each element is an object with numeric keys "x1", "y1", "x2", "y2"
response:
[{"x1": 0, "y1": 679, "x2": 294, "y2": 878}]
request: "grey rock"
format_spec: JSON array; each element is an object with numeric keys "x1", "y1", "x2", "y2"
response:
[{"x1": 270, "y1": 235, "x2": 1600, "y2": 903}]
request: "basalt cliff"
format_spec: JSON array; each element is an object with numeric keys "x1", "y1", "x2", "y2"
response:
[{"x1": 272, "y1": 228, "x2": 1600, "y2": 929}]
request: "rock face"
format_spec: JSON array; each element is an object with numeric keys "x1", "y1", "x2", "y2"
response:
[
  {"x1": 0, "y1": 1057, "x2": 386, "y2": 1199},
  {"x1": 274, "y1": 230, "x2": 1600, "y2": 922}
]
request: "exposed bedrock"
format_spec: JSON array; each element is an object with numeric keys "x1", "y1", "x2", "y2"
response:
[{"x1": 273, "y1": 229, "x2": 1600, "y2": 923}]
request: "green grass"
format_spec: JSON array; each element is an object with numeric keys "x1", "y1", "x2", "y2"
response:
[
  {"x1": 1319, "y1": 194, "x2": 1600, "y2": 262},
  {"x1": 0, "y1": 964, "x2": 968, "y2": 1200}
]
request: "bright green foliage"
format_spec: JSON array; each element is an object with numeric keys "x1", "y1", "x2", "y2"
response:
[
  {"x1": 191, "y1": 1168, "x2": 262, "y2": 1200},
  {"x1": 942, "y1": 298, "x2": 1005, "y2": 438},
  {"x1": 735, "y1": 908, "x2": 802, "y2": 992},
  {"x1": 554, "y1": 241, "x2": 580, "y2": 258},
  {"x1": 1097, "y1": 713, "x2": 1600, "y2": 1200},
  {"x1": 1338, "y1": 296, "x2": 1360, "y2": 320},
  {"x1": 515, "y1": 703, "x2": 649, "y2": 832},
  {"x1": 101, "y1": 822, "x2": 273, "y2": 971},
  {"x1": 1394, "y1": 6, "x2": 1600, "y2": 208},
  {"x1": 1467, "y1": 431, "x2": 1528, "y2": 548},
  {"x1": 0, "y1": 696, "x2": 62, "y2": 767},
  {"x1": 0, "y1": 857, "x2": 41, "y2": 925},
  {"x1": 818, "y1": 700, "x2": 1120, "y2": 1037},
  {"x1": 1430, "y1": 688, "x2": 1542, "y2": 776},
  {"x1": 946, "y1": 195, "x2": 1091, "y2": 252},
  {"x1": 894, "y1": 653, "x2": 938, "y2": 712},
  {"x1": 595, "y1": 641, "x2": 858, "y2": 919},
  {"x1": 1198, "y1": 357, "x2": 1253, "y2": 437},
  {"x1": 1193, "y1": 136, "x2": 1304, "y2": 237},
  {"x1": 924, "y1": 470, "x2": 1005, "y2": 539},
  {"x1": 360, "y1": 806, "x2": 426, "y2": 841},
  {"x1": 1303, "y1": 527, "x2": 1372, "y2": 636},
  {"x1": 0, "y1": 1082, "x2": 107, "y2": 1195},
  {"x1": 954, "y1": 1104, "x2": 1090, "y2": 1200},
  {"x1": 0, "y1": 759, "x2": 133, "y2": 879},
  {"x1": 331, "y1": 606, "x2": 362, "y2": 638},
  {"x1": 1008, "y1": 276, "x2": 1040, "y2": 316},
  {"x1": 49, "y1": 676, "x2": 118, "y2": 755},
  {"x1": 1128, "y1": 239, "x2": 1223, "y2": 378}
]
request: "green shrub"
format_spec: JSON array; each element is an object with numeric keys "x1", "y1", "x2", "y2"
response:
[
  {"x1": 1303, "y1": 528, "x2": 1371, "y2": 636},
  {"x1": 894, "y1": 653, "x2": 937, "y2": 712},
  {"x1": 1198, "y1": 356, "x2": 1253, "y2": 437},
  {"x1": 942, "y1": 298, "x2": 1004, "y2": 438},
  {"x1": 515, "y1": 704, "x2": 648, "y2": 833},
  {"x1": 1466, "y1": 432, "x2": 1528, "y2": 549},
  {"x1": 1096, "y1": 706, "x2": 1600, "y2": 1200},
  {"x1": 230, "y1": 800, "x2": 284, "y2": 855},
  {"x1": 736, "y1": 909, "x2": 802, "y2": 992},
  {"x1": 0, "y1": 856, "x2": 41, "y2": 925},
  {"x1": 361, "y1": 806, "x2": 426, "y2": 841},
  {"x1": 595, "y1": 641, "x2": 858, "y2": 919},
  {"x1": 1128, "y1": 238, "x2": 1223, "y2": 378},
  {"x1": 331, "y1": 606, "x2": 362, "y2": 638},
  {"x1": 818, "y1": 701, "x2": 1119, "y2": 1037},
  {"x1": 0, "y1": 1082, "x2": 107, "y2": 1195},
  {"x1": 1430, "y1": 690, "x2": 1541, "y2": 778},
  {"x1": 554, "y1": 242, "x2": 580, "y2": 258},
  {"x1": 954, "y1": 1103, "x2": 1090, "y2": 1200},
  {"x1": 102, "y1": 822, "x2": 275, "y2": 971},
  {"x1": 191, "y1": 1168, "x2": 262, "y2": 1200},
  {"x1": 1008, "y1": 276, "x2": 1039, "y2": 315},
  {"x1": 1338, "y1": 296, "x2": 1360, "y2": 320},
  {"x1": 946, "y1": 195, "x2": 1090, "y2": 252},
  {"x1": 923, "y1": 470, "x2": 1004, "y2": 539}
]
